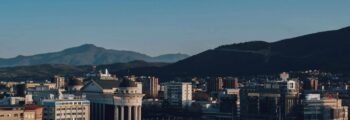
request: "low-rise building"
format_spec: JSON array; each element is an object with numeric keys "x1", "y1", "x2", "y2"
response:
[
  {"x1": 0, "y1": 105, "x2": 43, "y2": 120},
  {"x1": 304, "y1": 94, "x2": 348, "y2": 120},
  {"x1": 240, "y1": 79, "x2": 301, "y2": 120},
  {"x1": 42, "y1": 94, "x2": 90, "y2": 120}
]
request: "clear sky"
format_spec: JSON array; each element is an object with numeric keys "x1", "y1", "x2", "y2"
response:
[{"x1": 1, "y1": 1, "x2": 350, "y2": 58}]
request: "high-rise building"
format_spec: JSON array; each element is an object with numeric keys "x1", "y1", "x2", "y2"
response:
[
  {"x1": 303, "y1": 94, "x2": 348, "y2": 120},
  {"x1": 52, "y1": 75, "x2": 65, "y2": 89},
  {"x1": 223, "y1": 77, "x2": 239, "y2": 89},
  {"x1": 207, "y1": 77, "x2": 223, "y2": 94},
  {"x1": 42, "y1": 94, "x2": 90, "y2": 120},
  {"x1": 140, "y1": 76, "x2": 159, "y2": 98},
  {"x1": 0, "y1": 105, "x2": 43, "y2": 120},
  {"x1": 164, "y1": 82, "x2": 192, "y2": 107},
  {"x1": 81, "y1": 78, "x2": 144, "y2": 120}
]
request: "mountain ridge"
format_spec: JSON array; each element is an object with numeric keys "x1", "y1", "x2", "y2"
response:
[
  {"x1": 144, "y1": 26, "x2": 350, "y2": 77},
  {"x1": 0, "y1": 60, "x2": 169, "y2": 81},
  {"x1": 0, "y1": 44, "x2": 189, "y2": 67},
  {"x1": 2, "y1": 26, "x2": 350, "y2": 79}
]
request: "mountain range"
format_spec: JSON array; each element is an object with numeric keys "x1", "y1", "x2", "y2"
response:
[
  {"x1": 157, "y1": 26, "x2": 350, "y2": 76},
  {"x1": 0, "y1": 44, "x2": 189, "y2": 67},
  {"x1": 0, "y1": 61, "x2": 168, "y2": 81},
  {"x1": 1, "y1": 26, "x2": 350, "y2": 80}
]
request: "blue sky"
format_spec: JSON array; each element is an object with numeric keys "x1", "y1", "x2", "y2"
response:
[{"x1": 1, "y1": 1, "x2": 350, "y2": 58}]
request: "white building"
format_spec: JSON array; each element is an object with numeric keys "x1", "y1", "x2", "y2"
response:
[
  {"x1": 99, "y1": 69, "x2": 118, "y2": 80},
  {"x1": 304, "y1": 94, "x2": 348, "y2": 120},
  {"x1": 0, "y1": 95, "x2": 33, "y2": 105},
  {"x1": 42, "y1": 94, "x2": 90, "y2": 120},
  {"x1": 135, "y1": 82, "x2": 142, "y2": 95},
  {"x1": 164, "y1": 82, "x2": 192, "y2": 107},
  {"x1": 114, "y1": 79, "x2": 144, "y2": 120},
  {"x1": 81, "y1": 78, "x2": 144, "y2": 120}
]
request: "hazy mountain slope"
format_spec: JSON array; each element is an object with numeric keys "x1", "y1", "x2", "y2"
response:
[
  {"x1": 0, "y1": 44, "x2": 187, "y2": 67},
  {"x1": 153, "y1": 53, "x2": 189, "y2": 63},
  {"x1": 0, "y1": 61, "x2": 168, "y2": 81}
]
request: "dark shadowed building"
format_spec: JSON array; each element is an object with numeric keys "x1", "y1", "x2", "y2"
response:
[
  {"x1": 223, "y1": 77, "x2": 239, "y2": 89},
  {"x1": 207, "y1": 77, "x2": 223, "y2": 94},
  {"x1": 240, "y1": 79, "x2": 301, "y2": 120}
]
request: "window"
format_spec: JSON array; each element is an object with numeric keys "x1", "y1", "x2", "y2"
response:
[{"x1": 289, "y1": 83, "x2": 294, "y2": 89}]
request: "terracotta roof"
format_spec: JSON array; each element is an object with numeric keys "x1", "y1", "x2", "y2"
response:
[{"x1": 24, "y1": 105, "x2": 43, "y2": 110}]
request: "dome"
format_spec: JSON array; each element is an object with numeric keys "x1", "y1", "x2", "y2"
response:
[
  {"x1": 68, "y1": 78, "x2": 84, "y2": 86},
  {"x1": 119, "y1": 79, "x2": 137, "y2": 87}
]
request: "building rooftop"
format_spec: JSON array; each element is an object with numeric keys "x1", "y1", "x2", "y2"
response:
[
  {"x1": 119, "y1": 79, "x2": 137, "y2": 87},
  {"x1": 88, "y1": 79, "x2": 121, "y2": 89},
  {"x1": 24, "y1": 105, "x2": 43, "y2": 110}
]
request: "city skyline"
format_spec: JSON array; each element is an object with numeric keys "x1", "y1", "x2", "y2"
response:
[
  {"x1": 1, "y1": 1, "x2": 350, "y2": 58},
  {"x1": 2, "y1": 1, "x2": 350, "y2": 120}
]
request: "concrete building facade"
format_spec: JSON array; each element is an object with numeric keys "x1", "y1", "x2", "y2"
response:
[
  {"x1": 304, "y1": 94, "x2": 348, "y2": 120},
  {"x1": 140, "y1": 76, "x2": 159, "y2": 98},
  {"x1": 0, "y1": 105, "x2": 43, "y2": 120},
  {"x1": 42, "y1": 94, "x2": 90, "y2": 120},
  {"x1": 164, "y1": 82, "x2": 192, "y2": 107}
]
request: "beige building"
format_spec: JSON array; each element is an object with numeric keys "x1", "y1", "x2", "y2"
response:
[
  {"x1": 0, "y1": 105, "x2": 43, "y2": 120},
  {"x1": 304, "y1": 94, "x2": 348, "y2": 120},
  {"x1": 53, "y1": 75, "x2": 65, "y2": 89},
  {"x1": 42, "y1": 94, "x2": 90, "y2": 120},
  {"x1": 26, "y1": 83, "x2": 56, "y2": 90},
  {"x1": 164, "y1": 82, "x2": 192, "y2": 107},
  {"x1": 140, "y1": 76, "x2": 159, "y2": 98}
]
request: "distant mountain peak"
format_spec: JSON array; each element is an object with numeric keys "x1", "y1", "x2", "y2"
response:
[
  {"x1": 15, "y1": 55, "x2": 26, "y2": 58},
  {"x1": 79, "y1": 43, "x2": 98, "y2": 48},
  {"x1": 75, "y1": 44, "x2": 100, "y2": 49},
  {"x1": 61, "y1": 44, "x2": 104, "y2": 53},
  {"x1": 0, "y1": 44, "x2": 189, "y2": 67}
]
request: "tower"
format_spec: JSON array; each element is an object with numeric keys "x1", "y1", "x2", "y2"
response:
[
  {"x1": 53, "y1": 75, "x2": 65, "y2": 89},
  {"x1": 141, "y1": 76, "x2": 159, "y2": 98},
  {"x1": 114, "y1": 79, "x2": 145, "y2": 120}
]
